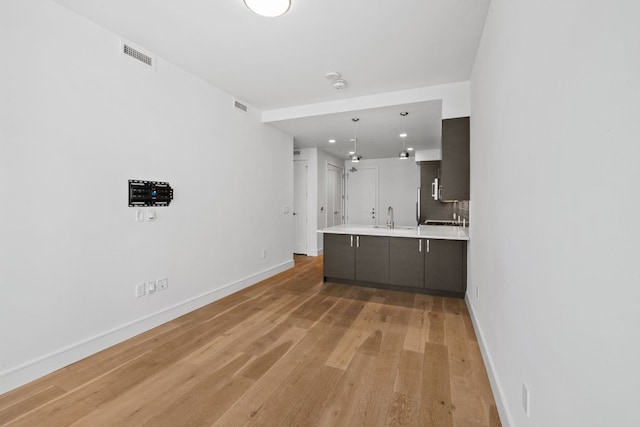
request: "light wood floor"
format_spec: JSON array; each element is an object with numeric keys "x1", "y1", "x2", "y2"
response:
[{"x1": 0, "y1": 255, "x2": 501, "y2": 427}]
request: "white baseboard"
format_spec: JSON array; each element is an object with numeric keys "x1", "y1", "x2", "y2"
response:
[
  {"x1": 307, "y1": 249, "x2": 323, "y2": 257},
  {"x1": 464, "y1": 295, "x2": 514, "y2": 427},
  {"x1": 0, "y1": 259, "x2": 294, "y2": 395}
]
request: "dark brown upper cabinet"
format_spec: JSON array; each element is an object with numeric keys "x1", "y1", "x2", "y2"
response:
[{"x1": 439, "y1": 117, "x2": 470, "y2": 201}]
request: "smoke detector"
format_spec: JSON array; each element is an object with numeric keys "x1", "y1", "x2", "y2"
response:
[
  {"x1": 325, "y1": 71, "x2": 347, "y2": 90},
  {"x1": 333, "y1": 79, "x2": 346, "y2": 90}
]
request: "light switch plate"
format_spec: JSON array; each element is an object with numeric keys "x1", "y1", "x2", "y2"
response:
[
  {"x1": 135, "y1": 282, "x2": 146, "y2": 298},
  {"x1": 135, "y1": 209, "x2": 144, "y2": 222},
  {"x1": 147, "y1": 280, "x2": 157, "y2": 294}
]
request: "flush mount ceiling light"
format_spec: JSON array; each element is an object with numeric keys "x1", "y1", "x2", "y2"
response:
[
  {"x1": 399, "y1": 112, "x2": 410, "y2": 160},
  {"x1": 244, "y1": 0, "x2": 291, "y2": 17},
  {"x1": 328, "y1": 139, "x2": 336, "y2": 144}
]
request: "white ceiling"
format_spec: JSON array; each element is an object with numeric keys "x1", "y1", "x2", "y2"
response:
[
  {"x1": 53, "y1": 0, "x2": 490, "y2": 158},
  {"x1": 276, "y1": 100, "x2": 443, "y2": 160}
]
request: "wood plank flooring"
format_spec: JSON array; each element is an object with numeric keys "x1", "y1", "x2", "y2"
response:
[{"x1": 0, "y1": 255, "x2": 501, "y2": 427}]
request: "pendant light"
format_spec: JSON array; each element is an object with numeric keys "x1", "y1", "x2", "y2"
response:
[
  {"x1": 399, "y1": 112, "x2": 410, "y2": 159},
  {"x1": 350, "y1": 118, "x2": 362, "y2": 163},
  {"x1": 244, "y1": 0, "x2": 291, "y2": 17}
]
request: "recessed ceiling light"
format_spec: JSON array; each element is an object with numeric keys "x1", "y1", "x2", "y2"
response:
[
  {"x1": 399, "y1": 133, "x2": 408, "y2": 138},
  {"x1": 328, "y1": 139, "x2": 336, "y2": 143},
  {"x1": 243, "y1": 0, "x2": 290, "y2": 17},
  {"x1": 348, "y1": 151, "x2": 355, "y2": 155},
  {"x1": 407, "y1": 147, "x2": 414, "y2": 151}
]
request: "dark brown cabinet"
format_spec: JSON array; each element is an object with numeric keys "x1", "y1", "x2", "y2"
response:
[
  {"x1": 389, "y1": 237, "x2": 424, "y2": 288},
  {"x1": 440, "y1": 117, "x2": 470, "y2": 201},
  {"x1": 323, "y1": 234, "x2": 389, "y2": 283},
  {"x1": 355, "y1": 235, "x2": 390, "y2": 284},
  {"x1": 324, "y1": 234, "x2": 466, "y2": 298},
  {"x1": 424, "y1": 239, "x2": 466, "y2": 293},
  {"x1": 323, "y1": 233, "x2": 355, "y2": 280}
]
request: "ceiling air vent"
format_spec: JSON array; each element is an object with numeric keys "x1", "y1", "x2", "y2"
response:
[
  {"x1": 121, "y1": 41, "x2": 155, "y2": 69},
  {"x1": 234, "y1": 100, "x2": 248, "y2": 112}
]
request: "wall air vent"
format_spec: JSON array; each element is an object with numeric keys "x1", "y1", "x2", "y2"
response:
[
  {"x1": 234, "y1": 100, "x2": 248, "y2": 112},
  {"x1": 121, "y1": 41, "x2": 155, "y2": 69},
  {"x1": 293, "y1": 150, "x2": 301, "y2": 156}
]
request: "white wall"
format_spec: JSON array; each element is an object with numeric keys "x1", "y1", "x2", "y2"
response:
[
  {"x1": 468, "y1": 1, "x2": 640, "y2": 426},
  {"x1": 0, "y1": 0, "x2": 293, "y2": 393},
  {"x1": 345, "y1": 158, "x2": 420, "y2": 226},
  {"x1": 414, "y1": 148, "x2": 442, "y2": 162}
]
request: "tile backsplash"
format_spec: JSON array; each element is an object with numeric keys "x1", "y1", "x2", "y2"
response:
[{"x1": 454, "y1": 200, "x2": 470, "y2": 225}]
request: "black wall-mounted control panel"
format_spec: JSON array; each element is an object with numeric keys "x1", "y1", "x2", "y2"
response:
[{"x1": 128, "y1": 180, "x2": 173, "y2": 207}]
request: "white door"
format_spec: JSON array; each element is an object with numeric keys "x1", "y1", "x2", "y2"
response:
[
  {"x1": 346, "y1": 166, "x2": 378, "y2": 225},
  {"x1": 293, "y1": 160, "x2": 308, "y2": 254},
  {"x1": 326, "y1": 163, "x2": 344, "y2": 227}
]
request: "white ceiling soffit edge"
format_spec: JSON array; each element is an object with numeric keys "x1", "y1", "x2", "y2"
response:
[
  {"x1": 415, "y1": 148, "x2": 443, "y2": 162},
  {"x1": 262, "y1": 81, "x2": 470, "y2": 123}
]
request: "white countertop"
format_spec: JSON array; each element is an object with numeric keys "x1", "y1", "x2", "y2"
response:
[{"x1": 318, "y1": 224, "x2": 469, "y2": 241}]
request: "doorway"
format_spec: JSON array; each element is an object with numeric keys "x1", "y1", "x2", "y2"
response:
[
  {"x1": 293, "y1": 160, "x2": 308, "y2": 255},
  {"x1": 326, "y1": 163, "x2": 344, "y2": 227},
  {"x1": 346, "y1": 166, "x2": 378, "y2": 225}
]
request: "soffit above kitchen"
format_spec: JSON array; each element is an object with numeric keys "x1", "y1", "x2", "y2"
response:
[{"x1": 52, "y1": 0, "x2": 490, "y2": 111}]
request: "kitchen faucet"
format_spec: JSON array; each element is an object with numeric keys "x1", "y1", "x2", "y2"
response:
[{"x1": 387, "y1": 206, "x2": 394, "y2": 228}]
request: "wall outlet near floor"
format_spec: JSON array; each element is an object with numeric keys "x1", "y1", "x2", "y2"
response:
[
  {"x1": 522, "y1": 381, "x2": 530, "y2": 417},
  {"x1": 157, "y1": 278, "x2": 168, "y2": 291},
  {"x1": 261, "y1": 249, "x2": 267, "y2": 258},
  {"x1": 147, "y1": 280, "x2": 157, "y2": 294},
  {"x1": 135, "y1": 282, "x2": 146, "y2": 298}
]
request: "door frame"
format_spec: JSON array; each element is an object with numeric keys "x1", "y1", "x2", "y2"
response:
[
  {"x1": 325, "y1": 161, "x2": 345, "y2": 227},
  {"x1": 293, "y1": 159, "x2": 309, "y2": 255}
]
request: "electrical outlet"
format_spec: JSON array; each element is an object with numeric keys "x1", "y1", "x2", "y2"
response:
[
  {"x1": 135, "y1": 209, "x2": 144, "y2": 222},
  {"x1": 135, "y1": 282, "x2": 146, "y2": 298},
  {"x1": 522, "y1": 381, "x2": 530, "y2": 417},
  {"x1": 147, "y1": 280, "x2": 157, "y2": 294},
  {"x1": 157, "y1": 278, "x2": 168, "y2": 291}
]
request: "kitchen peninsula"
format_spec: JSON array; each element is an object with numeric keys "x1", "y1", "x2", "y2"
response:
[{"x1": 319, "y1": 225, "x2": 469, "y2": 298}]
